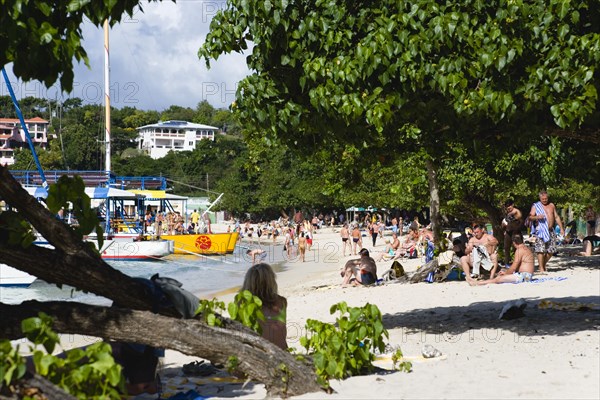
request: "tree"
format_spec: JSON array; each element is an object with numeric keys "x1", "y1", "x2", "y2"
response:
[
  {"x1": 160, "y1": 105, "x2": 196, "y2": 121},
  {"x1": 1, "y1": 2, "x2": 321, "y2": 396},
  {"x1": 0, "y1": 0, "x2": 169, "y2": 91},
  {"x1": 200, "y1": 0, "x2": 600, "y2": 243},
  {"x1": 194, "y1": 100, "x2": 216, "y2": 125},
  {"x1": 62, "y1": 123, "x2": 102, "y2": 170},
  {"x1": 0, "y1": 165, "x2": 320, "y2": 398}
]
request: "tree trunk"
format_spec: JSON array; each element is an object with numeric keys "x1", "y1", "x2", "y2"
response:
[
  {"x1": 0, "y1": 302, "x2": 321, "y2": 397},
  {"x1": 426, "y1": 159, "x2": 442, "y2": 245},
  {"x1": 0, "y1": 166, "x2": 322, "y2": 397},
  {"x1": 467, "y1": 195, "x2": 504, "y2": 246},
  {"x1": 0, "y1": 374, "x2": 77, "y2": 400}
]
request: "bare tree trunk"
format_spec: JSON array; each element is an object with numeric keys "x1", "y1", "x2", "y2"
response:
[
  {"x1": 467, "y1": 195, "x2": 504, "y2": 246},
  {"x1": 0, "y1": 166, "x2": 322, "y2": 397},
  {"x1": 0, "y1": 302, "x2": 321, "y2": 397},
  {"x1": 426, "y1": 159, "x2": 441, "y2": 245},
  {"x1": 0, "y1": 374, "x2": 77, "y2": 400}
]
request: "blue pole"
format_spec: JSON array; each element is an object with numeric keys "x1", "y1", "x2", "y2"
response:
[{"x1": 1, "y1": 68, "x2": 48, "y2": 188}]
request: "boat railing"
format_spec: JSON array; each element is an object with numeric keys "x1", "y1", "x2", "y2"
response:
[
  {"x1": 111, "y1": 176, "x2": 167, "y2": 190},
  {"x1": 11, "y1": 170, "x2": 111, "y2": 187}
]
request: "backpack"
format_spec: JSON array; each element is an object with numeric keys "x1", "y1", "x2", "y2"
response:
[
  {"x1": 408, "y1": 247, "x2": 418, "y2": 259},
  {"x1": 148, "y1": 274, "x2": 200, "y2": 319},
  {"x1": 382, "y1": 261, "x2": 406, "y2": 282}
]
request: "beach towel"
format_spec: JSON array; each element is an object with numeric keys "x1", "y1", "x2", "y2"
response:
[
  {"x1": 471, "y1": 245, "x2": 493, "y2": 275},
  {"x1": 425, "y1": 240, "x2": 435, "y2": 263},
  {"x1": 528, "y1": 276, "x2": 568, "y2": 283},
  {"x1": 531, "y1": 201, "x2": 550, "y2": 243}
]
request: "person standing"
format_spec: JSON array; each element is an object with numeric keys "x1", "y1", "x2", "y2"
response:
[
  {"x1": 298, "y1": 232, "x2": 307, "y2": 262},
  {"x1": 190, "y1": 209, "x2": 200, "y2": 233},
  {"x1": 371, "y1": 221, "x2": 380, "y2": 247},
  {"x1": 585, "y1": 205, "x2": 597, "y2": 236},
  {"x1": 351, "y1": 225, "x2": 362, "y2": 255},
  {"x1": 529, "y1": 190, "x2": 564, "y2": 273},
  {"x1": 340, "y1": 224, "x2": 350, "y2": 256},
  {"x1": 501, "y1": 199, "x2": 524, "y2": 267}
]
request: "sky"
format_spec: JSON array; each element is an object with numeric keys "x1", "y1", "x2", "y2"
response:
[{"x1": 2, "y1": 1, "x2": 250, "y2": 112}]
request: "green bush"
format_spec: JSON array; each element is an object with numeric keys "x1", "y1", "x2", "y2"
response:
[
  {"x1": 300, "y1": 302, "x2": 411, "y2": 388},
  {"x1": 0, "y1": 312, "x2": 125, "y2": 399}
]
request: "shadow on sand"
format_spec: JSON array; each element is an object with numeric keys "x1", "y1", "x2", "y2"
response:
[{"x1": 383, "y1": 295, "x2": 600, "y2": 338}]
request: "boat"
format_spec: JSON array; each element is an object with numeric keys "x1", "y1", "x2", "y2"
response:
[
  {"x1": 23, "y1": 186, "x2": 174, "y2": 261},
  {"x1": 129, "y1": 191, "x2": 239, "y2": 255},
  {"x1": 160, "y1": 232, "x2": 239, "y2": 255},
  {"x1": 0, "y1": 264, "x2": 36, "y2": 287},
  {"x1": 94, "y1": 238, "x2": 173, "y2": 261}
]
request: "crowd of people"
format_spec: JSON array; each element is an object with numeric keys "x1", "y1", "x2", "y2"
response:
[
  {"x1": 235, "y1": 193, "x2": 598, "y2": 289},
  {"x1": 334, "y1": 190, "x2": 599, "y2": 287}
]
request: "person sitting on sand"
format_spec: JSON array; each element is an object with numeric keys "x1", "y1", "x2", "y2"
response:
[
  {"x1": 391, "y1": 227, "x2": 419, "y2": 259},
  {"x1": 460, "y1": 224, "x2": 499, "y2": 283},
  {"x1": 472, "y1": 233, "x2": 534, "y2": 286},
  {"x1": 246, "y1": 248, "x2": 267, "y2": 265},
  {"x1": 241, "y1": 263, "x2": 288, "y2": 350},
  {"x1": 569, "y1": 235, "x2": 600, "y2": 257},
  {"x1": 390, "y1": 232, "x2": 401, "y2": 251},
  {"x1": 341, "y1": 248, "x2": 378, "y2": 286},
  {"x1": 375, "y1": 239, "x2": 396, "y2": 261}
]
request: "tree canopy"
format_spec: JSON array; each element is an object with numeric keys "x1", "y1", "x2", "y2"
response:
[
  {"x1": 200, "y1": 0, "x2": 600, "y2": 240},
  {"x1": 0, "y1": 0, "x2": 171, "y2": 91}
]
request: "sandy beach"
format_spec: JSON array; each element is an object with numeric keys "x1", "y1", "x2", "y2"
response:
[{"x1": 153, "y1": 226, "x2": 599, "y2": 400}]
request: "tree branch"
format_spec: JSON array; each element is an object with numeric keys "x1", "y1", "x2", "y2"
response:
[
  {"x1": 0, "y1": 166, "x2": 91, "y2": 255},
  {"x1": 0, "y1": 301, "x2": 322, "y2": 397}
]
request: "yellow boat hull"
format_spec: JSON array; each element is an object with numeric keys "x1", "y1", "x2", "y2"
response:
[{"x1": 161, "y1": 232, "x2": 239, "y2": 255}]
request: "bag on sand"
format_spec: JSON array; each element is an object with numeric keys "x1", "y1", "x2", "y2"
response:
[
  {"x1": 382, "y1": 261, "x2": 406, "y2": 281},
  {"x1": 391, "y1": 261, "x2": 406, "y2": 278}
]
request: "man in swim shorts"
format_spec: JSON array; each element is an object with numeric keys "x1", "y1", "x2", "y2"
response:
[
  {"x1": 529, "y1": 190, "x2": 564, "y2": 272},
  {"x1": 351, "y1": 225, "x2": 362, "y2": 255},
  {"x1": 473, "y1": 234, "x2": 534, "y2": 286}
]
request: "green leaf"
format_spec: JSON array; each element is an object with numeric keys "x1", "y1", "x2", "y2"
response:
[{"x1": 228, "y1": 301, "x2": 239, "y2": 319}]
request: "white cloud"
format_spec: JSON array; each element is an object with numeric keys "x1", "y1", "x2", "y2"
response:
[{"x1": 2, "y1": 1, "x2": 250, "y2": 112}]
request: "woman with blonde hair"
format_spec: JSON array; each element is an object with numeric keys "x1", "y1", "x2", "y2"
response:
[{"x1": 241, "y1": 263, "x2": 288, "y2": 350}]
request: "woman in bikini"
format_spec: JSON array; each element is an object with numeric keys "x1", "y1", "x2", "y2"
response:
[
  {"x1": 241, "y1": 263, "x2": 288, "y2": 349},
  {"x1": 298, "y1": 232, "x2": 307, "y2": 262}
]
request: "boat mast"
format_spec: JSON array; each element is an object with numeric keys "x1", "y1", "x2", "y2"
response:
[
  {"x1": 103, "y1": 20, "x2": 112, "y2": 233},
  {"x1": 103, "y1": 20, "x2": 111, "y2": 175}
]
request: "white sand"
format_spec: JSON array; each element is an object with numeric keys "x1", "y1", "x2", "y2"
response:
[
  {"x1": 160, "y1": 227, "x2": 600, "y2": 400},
  {"x1": 47, "y1": 226, "x2": 599, "y2": 399}
]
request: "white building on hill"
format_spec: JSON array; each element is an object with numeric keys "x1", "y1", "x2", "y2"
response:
[
  {"x1": 0, "y1": 117, "x2": 49, "y2": 165},
  {"x1": 136, "y1": 120, "x2": 219, "y2": 159}
]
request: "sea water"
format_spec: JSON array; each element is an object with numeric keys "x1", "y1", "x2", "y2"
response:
[{"x1": 0, "y1": 247, "x2": 270, "y2": 306}]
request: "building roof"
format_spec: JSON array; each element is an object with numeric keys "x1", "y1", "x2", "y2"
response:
[
  {"x1": 0, "y1": 117, "x2": 49, "y2": 123},
  {"x1": 136, "y1": 120, "x2": 218, "y2": 131}
]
